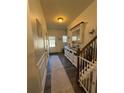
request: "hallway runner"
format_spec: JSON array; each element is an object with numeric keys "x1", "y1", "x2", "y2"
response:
[{"x1": 50, "y1": 55, "x2": 75, "y2": 93}]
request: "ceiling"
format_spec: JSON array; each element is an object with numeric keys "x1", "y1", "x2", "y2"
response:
[{"x1": 40, "y1": 0, "x2": 94, "y2": 30}]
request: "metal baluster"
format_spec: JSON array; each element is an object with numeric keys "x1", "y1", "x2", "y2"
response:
[
  {"x1": 92, "y1": 41, "x2": 95, "y2": 63},
  {"x1": 84, "y1": 77, "x2": 87, "y2": 90},
  {"x1": 86, "y1": 76, "x2": 88, "y2": 90},
  {"x1": 88, "y1": 74, "x2": 91, "y2": 92},
  {"x1": 95, "y1": 40, "x2": 96, "y2": 62},
  {"x1": 83, "y1": 60, "x2": 85, "y2": 74},
  {"x1": 84, "y1": 78, "x2": 86, "y2": 88},
  {"x1": 91, "y1": 43, "x2": 93, "y2": 62},
  {"x1": 96, "y1": 40, "x2": 97, "y2": 61}
]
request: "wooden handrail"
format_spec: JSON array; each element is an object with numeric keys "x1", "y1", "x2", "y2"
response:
[
  {"x1": 80, "y1": 36, "x2": 97, "y2": 53},
  {"x1": 78, "y1": 56, "x2": 95, "y2": 65},
  {"x1": 69, "y1": 22, "x2": 84, "y2": 31}
]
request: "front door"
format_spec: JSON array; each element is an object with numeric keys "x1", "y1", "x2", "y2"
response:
[{"x1": 48, "y1": 36, "x2": 58, "y2": 53}]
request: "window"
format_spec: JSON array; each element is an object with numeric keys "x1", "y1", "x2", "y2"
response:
[
  {"x1": 72, "y1": 36, "x2": 77, "y2": 41},
  {"x1": 49, "y1": 36, "x2": 56, "y2": 47},
  {"x1": 62, "y1": 36, "x2": 67, "y2": 43},
  {"x1": 77, "y1": 35, "x2": 80, "y2": 40}
]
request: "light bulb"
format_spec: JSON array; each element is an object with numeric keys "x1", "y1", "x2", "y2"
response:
[{"x1": 57, "y1": 17, "x2": 63, "y2": 23}]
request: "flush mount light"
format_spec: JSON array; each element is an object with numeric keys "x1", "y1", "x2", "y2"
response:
[{"x1": 57, "y1": 17, "x2": 63, "y2": 23}]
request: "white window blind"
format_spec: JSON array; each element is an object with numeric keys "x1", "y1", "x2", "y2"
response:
[
  {"x1": 62, "y1": 36, "x2": 67, "y2": 42},
  {"x1": 49, "y1": 36, "x2": 56, "y2": 47}
]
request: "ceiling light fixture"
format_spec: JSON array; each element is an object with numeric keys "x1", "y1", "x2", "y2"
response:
[{"x1": 57, "y1": 17, "x2": 63, "y2": 23}]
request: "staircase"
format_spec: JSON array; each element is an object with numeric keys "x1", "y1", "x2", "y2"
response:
[{"x1": 77, "y1": 36, "x2": 97, "y2": 93}]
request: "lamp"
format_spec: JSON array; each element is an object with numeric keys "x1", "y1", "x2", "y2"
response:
[{"x1": 57, "y1": 17, "x2": 63, "y2": 23}]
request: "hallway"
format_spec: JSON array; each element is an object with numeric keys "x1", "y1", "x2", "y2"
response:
[
  {"x1": 44, "y1": 53, "x2": 84, "y2": 93},
  {"x1": 27, "y1": 0, "x2": 97, "y2": 93}
]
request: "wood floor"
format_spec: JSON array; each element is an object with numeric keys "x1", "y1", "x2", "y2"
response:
[{"x1": 44, "y1": 53, "x2": 85, "y2": 93}]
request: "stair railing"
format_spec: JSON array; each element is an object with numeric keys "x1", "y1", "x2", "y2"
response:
[{"x1": 77, "y1": 36, "x2": 97, "y2": 93}]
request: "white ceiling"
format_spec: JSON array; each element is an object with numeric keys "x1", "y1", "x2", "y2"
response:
[{"x1": 40, "y1": 0, "x2": 94, "y2": 30}]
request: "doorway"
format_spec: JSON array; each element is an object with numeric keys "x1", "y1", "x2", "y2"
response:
[{"x1": 48, "y1": 36, "x2": 58, "y2": 53}]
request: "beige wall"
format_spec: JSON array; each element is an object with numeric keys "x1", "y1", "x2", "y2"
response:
[
  {"x1": 48, "y1": 29, "x2": 67, "y2": 53},
  {"x1": 28, "y1": 0, "x2": 48, "y2": 61},
  {"x1": 27, "y1": 0, "x2": 48, "y2": 93},
  {"x1": 68, "y1": 0, "x2": 97, "y2": 45}
]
